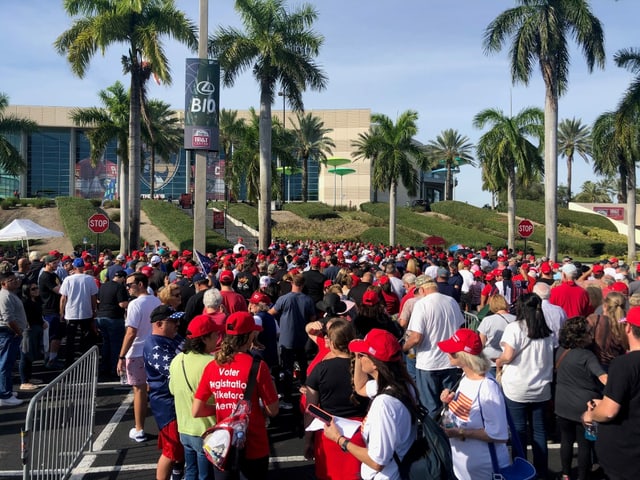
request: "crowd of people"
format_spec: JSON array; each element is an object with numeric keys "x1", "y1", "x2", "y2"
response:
[{"x1": 1, "y1": 238, "x2": 640, "y2": 480}]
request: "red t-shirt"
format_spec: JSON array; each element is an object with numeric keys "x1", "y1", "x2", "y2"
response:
[
  {"x1": 549, "y1": 281, "x2": 593, "y2": 318},
  {"x1": 194, "y1": 352, "x2": 278, "y2": 459},
  {"x1": 220, "y1": 290, "x2": 248, "y2": 313}
]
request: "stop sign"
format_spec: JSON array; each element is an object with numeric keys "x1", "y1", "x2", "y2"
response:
[
  {"x1": 88, "y1": 213, "x2": 110, "y2": 234},
  {"x1": 518, "y1": 219, "x2": 534, "y2": 238}
]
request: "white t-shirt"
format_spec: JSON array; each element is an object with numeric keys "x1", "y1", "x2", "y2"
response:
[
  {"x1": 459, "y1": 269, "x2": 474, "y2": 294},
  {"x1": 500, "y1": 321, "x2": 554, "y2": 402},
  {"x1": 124, "y1": 294, "x2": 162, "y2": 358},
  {"x1": 408, "y1": 292, "x2": 465, "y2": 371},
  {"x1": 59, "y1": 273, "x2": 98, "y2": 320},
  {"x1": 447, "y1": 377, "x2": 510, "y2": 480},
  {"x1": 362, "y1": 380, "x2": 416, "y2": 480}
]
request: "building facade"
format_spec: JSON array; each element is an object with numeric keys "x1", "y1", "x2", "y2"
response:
[{"x1": 5, "y1": 105, "x2": 445, "y2": 206}]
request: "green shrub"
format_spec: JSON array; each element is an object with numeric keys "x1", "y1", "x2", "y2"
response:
[
  {"x1": 503, "y1": 199, "x2": 617, "y2": 232},
  {"x1": 209, "y1": 201, "x2": 259, "y2": 230},
  {"x1": 30, "y1": 198, "x2": 53, "y2": 209},
  {"x1": 0, "y1": 200, "x2": 11, "y2": 210},
  {"x1": 283, "y1": 202, "x2": 340, "y2": 220},
  {"x1": 56, "y1": 197, "x2": 120, "y2": 250},
  {"x1": 110, "y1": 211, "x2": 121, "y2": 222},
  {"x1": 103, "y1": 199, "x2": 120, "y2": 209},
  {"x1": 89, "y1": 199, "x2": 102, "y2": 207},
  {"x1": 142, "y1": 199, "x2": 230, "y2": 252}
]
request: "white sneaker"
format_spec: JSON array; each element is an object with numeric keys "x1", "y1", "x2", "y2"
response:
[
  {"x1": 279, "y1": 400, "x2": 293, "y2": 410},
  {"x1": 129, "y1": 427, "x2": 147, "y2": 442},
  {"x1": 0, "y1": 396, "x2": 23, "y2": 407}
]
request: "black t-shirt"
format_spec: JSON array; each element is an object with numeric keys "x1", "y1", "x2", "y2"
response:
[
  {"x1": 303, "y1": 269, "x2": 327, "y2": 304},
  {"x1": 96, "y1": 280, "x2": 128, "y2": 318},
  {"x1": 554, "y1": 347, "x2": 605, "y2": 422},
  {"x1": 233, "y1": 272, "x2": 258, "y2": 301},
  {"x1": 306, "y1": 356, "x2": 368, "y2": 419},
  {"x1": 596, "y1": 350, "x2": 640, "y2": 480},
  {"x1": 38, "y1": 269, "x2": 60, "y2": 315}
]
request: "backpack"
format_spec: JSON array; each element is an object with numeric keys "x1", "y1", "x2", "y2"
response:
[
  {"x1": 201, "y1": 356, "x2": 260, "y2": 471},
  {"x1": 386, "y1": 391, "x2": 457, "y2": 480}
]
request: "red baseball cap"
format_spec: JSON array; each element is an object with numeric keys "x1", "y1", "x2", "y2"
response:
[
  {"x1": 540, "y1": 263, "x2": 552, "y2": 274},
  {"x1": 249, "y1": 291, "x2": 271, "y2": 305},
  {"x1": 610, "y1": 282, "x2": 629, "y2": 295},
  {"x1": 623, "y1": 306, "x2": 640, "y2": 327},
  {"x1": 187, "y1": 314, "x2": 224, "y2": 339},
  {"x1": 219, "y1": 270, "x2": 234, "y2": 284},
  {"x1": 226, "y1": 312, "x2": 262, "y2": 336},
  {"x1": 592, "y1": 264, "x2": 604, "y2": 273},
  {"x1": 349, "y1": 328, "x2": 402, "y2": 362},
  {"x1": 437, "y1": 328, "x2": 483, "y2": 356},
  {"x1": 310, "y1": 256, "x2": 321, "y2": 267},
  {"x1": 361, "y1": 290, "x2": 380, "y2": 306}
]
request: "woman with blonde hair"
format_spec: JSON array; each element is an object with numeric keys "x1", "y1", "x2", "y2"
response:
[
  {"x1": 587, "y1": 291, "x2": 628, "y2": 370},
  {"x1": 438, "y1": 328, "x2": 510, "y2": 480},
  {"x1": 405, "y1": 257, "x2": 421, "y2": 276},
  {"x1": 477, "y1": 294, "x2": 515, "y2": 376},
  {"x1": 158, "y1": 283, "x2": 182, "y2": 310}
]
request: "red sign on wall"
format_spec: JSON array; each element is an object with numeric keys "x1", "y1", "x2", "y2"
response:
[{"x1": 593, "y1": 206, "x2": 624, "y2": 221}]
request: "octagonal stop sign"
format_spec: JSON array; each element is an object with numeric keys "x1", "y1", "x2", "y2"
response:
[
  {"x1": 88, "y1": 213, "x2": 110, "y2": 234},
  {"x1": 518, "y1": 219, "x2": 534, "y2": 238}
]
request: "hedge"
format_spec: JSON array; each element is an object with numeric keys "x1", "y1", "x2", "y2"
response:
[{"x1": 56, "y1": 197, "x2": 120, "y2": 251}]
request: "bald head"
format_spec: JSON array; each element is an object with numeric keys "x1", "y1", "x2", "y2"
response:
[{"x1": 533, "y1": 282, "x2": 550, "y2": 300}]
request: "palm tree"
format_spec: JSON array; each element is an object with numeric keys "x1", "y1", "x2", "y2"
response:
[
  {"x1": 484, "y1": 0, "x2": 605, "y2": 260},
  {"x1": 142, "y1": 99, "x2": 182, "y2": 199},
  {"x1": 70, "y1": 82, "x2": 131, "y2": 250},
  {"x1": 558, "y1": 118, "x2": 592, "y2": 202},
  {"x1": 0, "y1": 93, "x2": 36, "y2": 177},
  {"x1": 55, "y1": 0, "x2": 197, "y2": 253},
  {"x1": 209, "y1": 0, "x2": 327, "y2": 250},
  {"x1": 352, "y1": 110, "x2": 428, "y2": 245},
  {"x1": 474, "y1": 107, "x2": 544, "y2": 251},
  {"x1": 219, "y1": 109, "x2": 247, "y2": 202},
  {"x1": 592, "y1": 107, "x2": 640, "y2": 262},
  {"x1": 291, "y1": 113, "x2": 335, "y2": 202},
  {"x1": 574, "y1": 181, "x2": 613, "y2": 203},
  {"x1": 425, "y1": 129, "x2": 474, "y2": 201}
]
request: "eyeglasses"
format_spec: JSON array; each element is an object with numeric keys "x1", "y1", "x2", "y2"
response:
[{"x1": 125, "y1": 283, "x2": 136, "y2": 289}]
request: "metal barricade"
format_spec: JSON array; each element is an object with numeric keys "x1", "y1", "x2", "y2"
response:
[
  {"x1": 464, "y1": 311, "x2": 480, "y2": 331},
  {"x1": 22, "y1": 346, "x2": 99, "y2": 480}
]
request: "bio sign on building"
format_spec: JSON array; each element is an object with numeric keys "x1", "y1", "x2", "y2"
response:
[{"x1": 184, "y1": 58, "x2": 220, "y2": 151}]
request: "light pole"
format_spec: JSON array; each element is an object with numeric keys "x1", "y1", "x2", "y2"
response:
[{"x1": 277, "y1": 91, "x2": 286, "y2": 203}]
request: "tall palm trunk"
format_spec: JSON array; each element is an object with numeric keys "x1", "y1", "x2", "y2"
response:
[
  {"x1": 627, "y1": 166, "x2": 637, "y2": 262},
  {"x1": 150, "y1": 145, "x2": 156, "y2": 199},
  {"x1": 445, "y1": 160, "x2": 453, "y2": 201},
  {"x1": 119, "y1": 156, "x2": 129, "y2": 254},
  {"x1": 566, "y1": 154, "x2": 573, "y2": 202},
  {"x1": 507, "y1": 166, "x2": 516, "y2": 251},
  {"x1": 258, "y1": 84, "x2": 272, "y2": 250},
  {"x1": 544, "y1": 87, "x2": 559, "y2": 260},
  {"x1": 389, "y1": 181, "x2": 397, "y2": 246},
  {"x1": 128, "y1": 66, "x2": 142, "y2": 252},
  {"x1": 302, "y1": 155, "x2": 308, "y2": 202}
]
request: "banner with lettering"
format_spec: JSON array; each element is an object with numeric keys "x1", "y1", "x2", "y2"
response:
[{"x1": 184, "y1": 58, "x2": 220, "y2": 151}]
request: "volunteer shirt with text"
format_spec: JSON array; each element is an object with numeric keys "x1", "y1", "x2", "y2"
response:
[{"x1": 194, "y1": 352, "x2": 278, "y2": 459}]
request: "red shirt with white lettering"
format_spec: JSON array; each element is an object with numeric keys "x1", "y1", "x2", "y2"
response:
[{"x1": 194, "y1": 352, "x2": 278, "y2": 459}]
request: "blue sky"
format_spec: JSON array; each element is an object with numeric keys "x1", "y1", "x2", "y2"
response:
[{"x1": 1, "y1": 0, "x2": 638, "y2": 207}]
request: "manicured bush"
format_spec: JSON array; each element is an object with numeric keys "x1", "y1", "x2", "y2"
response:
[
  {"x1": 56, "y1": 197, "x2": 120, "y2": 250},
  {"x1": 209, "y1": 201, "x2": 259, "y2": 230},
  {"x1": 142, "y1": 199, "x2": 230, "y2": 252},
  {"x1": 283, "y1": 202, "x2": 340, "y2": 220}
]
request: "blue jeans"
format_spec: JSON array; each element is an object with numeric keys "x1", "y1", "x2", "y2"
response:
[
  {"x1": 416, "y1": 367, "x2": 461, "y2": 419},
  {"x1": 0, "y1": 329, "x2": 21, "y2": 399},
  {"x1": 505, "y1": 397, "x2": 548, "y2": 477},
  {"x1": 96, "y1": 317, "x2": 125, "y2": 376},
  {"x1": 404, "y1": 352, "x2": 416, "y2": 381},
  {"x1": 180, "y1": 433, "x2": 213, "y2": 480}
]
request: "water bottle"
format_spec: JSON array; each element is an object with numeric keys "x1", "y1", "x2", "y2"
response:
[
  {"x1": 120, "y1": 371, "x2": 129, "y2": 385},
  {"x1": 584, "y1": 422, "x2": 598, "y2": 441},
  {"x1": 442, "y1": 409, "x2": 456, "y2": 429}
]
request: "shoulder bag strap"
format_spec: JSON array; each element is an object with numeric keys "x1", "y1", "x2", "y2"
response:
[
  {"x1": 555, "y1": 348, "x2": 571, "y2": 372},
  {"x1": 243, "y1": 355, "x2": 262, "y2": 401},
  {"x1": 181, "y1": 355, "x2": 194, "y2": 393}
]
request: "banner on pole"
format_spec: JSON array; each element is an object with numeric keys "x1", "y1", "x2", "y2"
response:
[{"x1": 184, "y1": 58, "x2": 220, "y2": 151}]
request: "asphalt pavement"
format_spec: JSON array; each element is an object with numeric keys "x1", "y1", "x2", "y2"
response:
[{"x1": 0, "y1": 360, "x2": 599, "y2": 480}]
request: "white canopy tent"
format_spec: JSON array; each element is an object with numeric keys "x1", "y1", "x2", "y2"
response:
[{"x1": 0, "y1": 219, "x2": 64, "y2": 252}]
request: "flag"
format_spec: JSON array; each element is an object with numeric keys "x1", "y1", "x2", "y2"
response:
[{"x1": 195, "y1": 250, "x2": 214, "y2": 276}]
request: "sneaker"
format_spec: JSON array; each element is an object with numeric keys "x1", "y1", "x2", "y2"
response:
[
  {"x1": 28, "y1": 379, "x2": 43, "y2": 385},
  {"x1": 19, "y1": 383, "x2": 39, "y2": 392},
  {"x1": 129, "y1": 428, "x2": 147, "y2": 443},
  {"x1": 279, "y1": 400, "x2": 293, "y2": 410},
  {"x1": 0, "y1": 396, "x2": 23, "y2": 407}
]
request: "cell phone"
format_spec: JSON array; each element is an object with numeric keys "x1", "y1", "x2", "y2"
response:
[{"x1": 306, "y1": 404, "x2": 333, "y2": 424}]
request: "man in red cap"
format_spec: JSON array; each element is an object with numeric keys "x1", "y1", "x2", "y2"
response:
[
  {"x1": 218, "y1": 269, "x2": 247, "y2": 314},
  {"x1": 303, "y1": 256, "x2": 327, "y2": 305}
]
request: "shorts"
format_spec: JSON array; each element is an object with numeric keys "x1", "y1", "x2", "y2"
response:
[
  {"x1": 125, "y1": 357, "x2": 147, "y2": 386},
  {"x1": 158, "y1": 420, "x2": 185, "y2": 462},
  {"x1": 43, "y1": 314, "x2": 65, "y2": 341}
]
